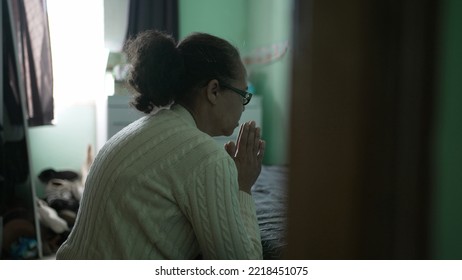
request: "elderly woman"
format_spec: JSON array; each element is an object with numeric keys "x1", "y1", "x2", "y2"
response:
[{"x1": 56, "y1": 30, "x2": 265, "y2": 259}]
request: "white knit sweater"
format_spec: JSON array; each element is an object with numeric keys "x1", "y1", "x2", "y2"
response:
[{"x1": 56, "y1": 104, "x2": 262, "y2": 259}]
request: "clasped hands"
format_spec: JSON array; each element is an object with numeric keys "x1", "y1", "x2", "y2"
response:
[{"x1": 224, "y1": 121, "x2": 265, "y2": 194}]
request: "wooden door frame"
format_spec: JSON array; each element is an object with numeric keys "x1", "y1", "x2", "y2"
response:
[{"x1": 285, "y1": 0, "x2": 439, "y2": 259}]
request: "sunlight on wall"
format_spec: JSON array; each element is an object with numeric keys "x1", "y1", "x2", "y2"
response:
[{"x1": 47, "y1": 0, "x2": 108, "y2": 112}]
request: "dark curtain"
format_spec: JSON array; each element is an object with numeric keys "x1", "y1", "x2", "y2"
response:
[
  {"x1": 125, "y1": 0, "x2": 179, "y2": 41},
  {"x1": 9, "y1": 0, "x2": 54, "y2": 127},
  {"x1": 3, "y1": 1, "x2": 24, "y2": 126},
  {"x1": 1, "y1": 0, "x2": 32, "y2": 211}
]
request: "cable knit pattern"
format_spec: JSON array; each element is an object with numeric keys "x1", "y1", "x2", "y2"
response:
[{"x1": 56, "y1": 104, "x2": 262, "y2": 259}]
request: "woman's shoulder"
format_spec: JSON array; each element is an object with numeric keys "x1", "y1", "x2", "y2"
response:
[
  {"x1": 184, "y1": 130, "x2": 230, "y2": 160},
  {"x1": 170, "y1": 127, "x2": 233, "y2": 169}
]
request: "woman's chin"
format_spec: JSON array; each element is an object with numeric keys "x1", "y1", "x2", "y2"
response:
[
  {"x1": 217, "y1": 123, "x2": 239, "y2": 137},
  {"x1": 223, "y1": 131, "x2": 234, "y2": 137},
  {"x1": 223, "y1": 127, "x2": 237, "y2": 137}
]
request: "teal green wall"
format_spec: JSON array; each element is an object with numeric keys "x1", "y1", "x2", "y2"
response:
[
  {"x1": 179, "y1": 0, "x2": 292, "y2": 165},
  {"x1": 246, "y1": 0, "x2": 292, "y2": 165},
  {"x1": 432, "y1": 0, "x2": 462, "y2": 259},
  {"x1": 179, "y1": 0, "x2": 248, "y2": 48}
]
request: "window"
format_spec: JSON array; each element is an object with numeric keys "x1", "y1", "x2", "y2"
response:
[{"x1": 47, "y1": 0, "x2": 108, "y2": 110}]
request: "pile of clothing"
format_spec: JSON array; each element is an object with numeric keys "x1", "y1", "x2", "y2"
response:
[
  {"x1": 36, "y1": 169, "x2": 84, "y2": 255},
  {"x1": 36, "y1": 145, "x2": 93, "y2": 256}
]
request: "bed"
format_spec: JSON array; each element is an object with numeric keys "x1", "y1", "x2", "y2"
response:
[{"x1": 252, "y1": 165, "x2": 288, "y2": 259}]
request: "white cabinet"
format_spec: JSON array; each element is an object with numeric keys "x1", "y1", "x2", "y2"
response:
[{"x1": 107, "y1": 95, "x2": 144, "y2": 140}]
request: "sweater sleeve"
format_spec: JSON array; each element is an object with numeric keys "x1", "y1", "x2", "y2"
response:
[{"x1": 184, "y1": 155, "x2": 262, "y2": 260}]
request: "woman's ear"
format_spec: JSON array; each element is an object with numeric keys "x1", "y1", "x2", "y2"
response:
[{"x1": 205, "y1": 79, "x2": 220, "y2": 105}]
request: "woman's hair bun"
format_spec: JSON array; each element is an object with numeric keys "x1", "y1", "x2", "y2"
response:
[{"x1": 124, "y1": 30, "x2": 184, "y2": 113}]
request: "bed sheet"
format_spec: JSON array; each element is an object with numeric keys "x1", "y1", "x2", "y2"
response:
[{"x1": 251, "y1": 165, "x2": 288, "y2": 259}]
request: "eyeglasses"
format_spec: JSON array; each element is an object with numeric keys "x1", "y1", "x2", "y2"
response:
[{"x1": 219, "y1": 82, "x2": 253, "y2": 105}]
